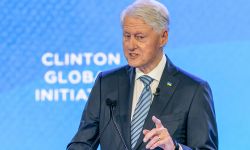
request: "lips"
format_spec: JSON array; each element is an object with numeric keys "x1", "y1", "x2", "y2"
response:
[{"x1": 129, "y1": 53, "x2": 139, "y2": 59}]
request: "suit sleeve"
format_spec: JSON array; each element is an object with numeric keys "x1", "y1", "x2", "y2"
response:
[
  {"x1": 181, "y1": 82, "x2": 218, "y2": 150},
  {"x1": 67, "y1": 73, "x2": 102, "y2": 150}
]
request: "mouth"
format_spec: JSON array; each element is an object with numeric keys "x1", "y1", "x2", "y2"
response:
[{"x1": 129, "y1": 53, "x2": 139, "y2": 59}]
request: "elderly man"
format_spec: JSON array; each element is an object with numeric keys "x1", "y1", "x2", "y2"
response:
[{"x1": 67, "y1": 0, "x2": 218, "y2": 150}]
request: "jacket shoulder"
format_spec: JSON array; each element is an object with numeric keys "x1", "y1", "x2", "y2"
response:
[
  {"x1": 175, "y1": 67, "x2": 208, "y2": 86},
  {"x1": 98, "y1": 65, "x2": 131, "y2": 79}
]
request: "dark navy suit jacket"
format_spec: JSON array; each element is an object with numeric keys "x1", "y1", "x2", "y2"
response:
[{"x1": 67, "y1": 57, "x2": 218, "y2": 150}]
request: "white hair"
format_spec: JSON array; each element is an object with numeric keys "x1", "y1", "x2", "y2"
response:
[{"x1": 121, "y1": 0, "x2": 170, "y2": 32}]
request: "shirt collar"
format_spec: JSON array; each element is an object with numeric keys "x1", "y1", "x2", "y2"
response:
[{"x1": 135, "y1": 54, "x2": 166, "y2": 81}]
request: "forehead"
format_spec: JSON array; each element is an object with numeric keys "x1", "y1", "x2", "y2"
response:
[{"x1": 123, "y1": 16, "x2": 153, "y2": 33}]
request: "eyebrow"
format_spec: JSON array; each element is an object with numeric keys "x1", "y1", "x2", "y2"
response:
[{"x1": 123, "y1": 31, "x2": 145, "y2": 35}]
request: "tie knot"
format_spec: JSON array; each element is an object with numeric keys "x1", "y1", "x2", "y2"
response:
[{"x1": 139, "y1": 75, "x2": 153, "y2": 87}]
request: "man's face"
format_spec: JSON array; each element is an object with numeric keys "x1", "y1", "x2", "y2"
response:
[{"x1": 123, "y1": 16, "x2": 168, "y2": 73}]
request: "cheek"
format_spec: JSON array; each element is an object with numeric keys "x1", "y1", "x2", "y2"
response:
[
  {"x1": 122, "y1": 42, "x2": 128, "y2": 53},
  {"x1": 122, "y1": 40, "x2": 125, "y2": 48},
  {"x1": 142, "y1": 44, "x2": 160, "y2": 59},
  {"x1": 123, "y1": 40, "x2": 130, "y2": 49},
  {"x1": 141, "y1": 43, "x2": 154, "y2": 53}
]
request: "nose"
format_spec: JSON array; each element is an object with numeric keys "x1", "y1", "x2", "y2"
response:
[{"x1": 127, "y1": 37, "x2": 137, "y2": 51}]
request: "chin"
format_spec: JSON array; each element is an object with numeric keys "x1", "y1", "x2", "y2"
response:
[{"x1": 127, "y1": 61, "x2": 141, "y2": 68}]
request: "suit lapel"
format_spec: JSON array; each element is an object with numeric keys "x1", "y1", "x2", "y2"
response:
[
  {"x1": 133, "y1": 58, "x2": 180, "y2": 150},
  {"x1": 118, "y1": 66, "x2": 135, "y2": 149}
]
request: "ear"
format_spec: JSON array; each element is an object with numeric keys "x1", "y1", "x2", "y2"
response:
[{"x1": 159, "y1": 30, "x2": 168, "y2": 47}]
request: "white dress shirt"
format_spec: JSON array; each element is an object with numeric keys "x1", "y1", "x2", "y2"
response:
[
  {"x1": 130, "y1": 54, "x2": 182, "y2": 150},
  {"x1": 131, "y1": 54, "x2": 166, "y2": 120}
]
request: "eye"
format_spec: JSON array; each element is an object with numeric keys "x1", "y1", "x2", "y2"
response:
[
  {"x1": 123, "y1": 33, "x2": 131, "y2": 40},
  {"x1": 135, "y1": 35, "x2": 145, "y2": 41}
]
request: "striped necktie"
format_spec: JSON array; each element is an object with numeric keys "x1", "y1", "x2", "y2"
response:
[{"x1": 131, "y1": 75, "x2": 153, "y2": 149}]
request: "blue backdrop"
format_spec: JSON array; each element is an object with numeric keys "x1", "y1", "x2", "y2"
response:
[{"x1": 0, "y1": 0, "x2": 249, "y2": 149}]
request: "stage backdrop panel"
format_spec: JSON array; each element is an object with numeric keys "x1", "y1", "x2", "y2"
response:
[{"x1": 0, "y1": 0, "x2": 249, "y2": 149}]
